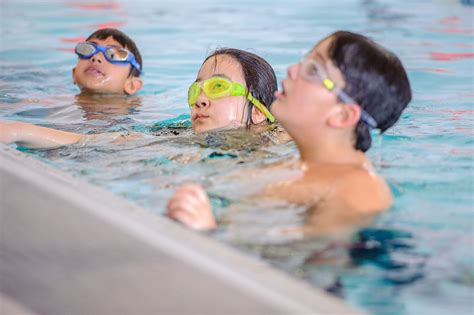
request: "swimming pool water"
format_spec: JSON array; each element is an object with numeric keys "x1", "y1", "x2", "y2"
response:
[{"x1": 1, "y1": 1, "x2": 473, "y2": 314}]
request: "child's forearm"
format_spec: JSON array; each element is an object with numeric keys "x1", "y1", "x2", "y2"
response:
[{"x1": 0, "y1": 121, "x2": 85, "y2": 149}]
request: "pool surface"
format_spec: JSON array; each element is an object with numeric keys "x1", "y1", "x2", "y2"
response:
[{"x1": 1, "y1": 1, "x2": 473, "y2": 314}]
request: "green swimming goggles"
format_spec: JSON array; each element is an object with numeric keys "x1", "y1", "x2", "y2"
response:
[{"x1": 188, "y1": 77, "x2": 276, "y2": 123}]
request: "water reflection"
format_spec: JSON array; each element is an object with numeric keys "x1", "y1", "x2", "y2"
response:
[
  {"x1": 5, "y1": 92, "x2": 143, "y2": 130},
  {"x1": 74, "y1": 92, "x2": 142, "y2": 122}
]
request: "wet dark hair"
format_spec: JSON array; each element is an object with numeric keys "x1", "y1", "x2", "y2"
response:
[
  {"x1": 327, "y1": 31, "x2": 412, "y2": 152},
  {"x1": 86, "y1": 28, "x2": 142, "y2": 78},
  {"x1": 203, "y1": 48, "x2": 277, "y2": 127}
]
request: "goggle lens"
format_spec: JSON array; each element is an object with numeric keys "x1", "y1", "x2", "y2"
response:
[
  {"x1": 300, "y1": 59, "x2": 327, "y2": 84},
  {"x1": 105, "y1": 46, "x2": 130, "y2": 62},
  {"x1": 75, "y1": 42, "x2": 96, "y2": 57},
  {"x1": 188, "y1": 83, "x2": 201, "y2": 106},
  {"x1": 204, "y1": 78, "x2": 231, "y2": 96}
]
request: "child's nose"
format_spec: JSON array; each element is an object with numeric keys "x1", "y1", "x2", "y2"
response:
[
  {"x1": 90, "y1": 52, "x2": 105, "y2": 64},
  {"x1": 194, "y1": 92, "x2": 210, "y2": 108},
  {"x1": 287, "y1": 63, "x2": 299, "y2": 80}
]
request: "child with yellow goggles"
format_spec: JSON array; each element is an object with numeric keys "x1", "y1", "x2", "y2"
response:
[{"x1": 188, "y1": 77, "x2": 275, "y2": 123}]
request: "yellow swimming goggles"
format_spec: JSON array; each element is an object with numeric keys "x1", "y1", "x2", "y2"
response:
[{"x1": 188, "y1": 76, "x2": 276, "y2": 123}]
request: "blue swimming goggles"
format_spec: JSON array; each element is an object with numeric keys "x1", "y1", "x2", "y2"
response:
[
  {"x1": 75, "y1": 42, "x2": 141, "y2": 75},
  {"x1": 299, "y1": 57, "x2": 378, "y2": 129}
]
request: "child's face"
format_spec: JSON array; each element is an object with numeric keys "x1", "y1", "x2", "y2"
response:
[
  {"x1": 72, "y1": 36, "x2": 139, "y2": 94},
  {"x1": 272, "y1": 36, "x2": 347, "y2": 133},
  {"x1": 190, "y1": 55, "x2": 248, "y2": 133}
]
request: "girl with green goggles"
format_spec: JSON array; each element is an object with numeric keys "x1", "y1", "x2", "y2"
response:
[{"x1": 188, "y1": 76, "x2": 276, "y2": 123}]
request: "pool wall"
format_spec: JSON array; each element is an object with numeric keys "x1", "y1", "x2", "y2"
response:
[{"x1": 0, "y1": 145, "x2": 364, "y2": 315}]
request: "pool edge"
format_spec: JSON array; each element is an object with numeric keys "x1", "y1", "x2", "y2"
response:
[{"x1": 0, "y1": 144, "x2": 365, "y2": 315}]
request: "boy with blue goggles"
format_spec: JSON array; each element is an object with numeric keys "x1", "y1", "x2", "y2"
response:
[{"x1": 72, "y1": 28, "x2": 143, "y2": 95}]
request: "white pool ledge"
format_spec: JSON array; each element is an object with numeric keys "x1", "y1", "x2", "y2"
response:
[{"x1": 0, "y1": 145, "x2": 364, "y2": 315}]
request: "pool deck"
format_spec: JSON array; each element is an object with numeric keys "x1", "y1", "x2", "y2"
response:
[{"x1": 0, "y1": 145, "x2": 364, "y2": 315}]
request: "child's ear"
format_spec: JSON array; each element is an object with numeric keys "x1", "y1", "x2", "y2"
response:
[
  {"x1": 72, "y1": 68, "x2": 77, "y2": 85},
  {"x1": 123, "y1": 77, "x2": 143, "y2": 95},
  {"x1": 327, "y1": 104, "x2": 361, "y2": 128},
  {"x1": 251, "y1": 106, "x2": 266, "y2": 124}
]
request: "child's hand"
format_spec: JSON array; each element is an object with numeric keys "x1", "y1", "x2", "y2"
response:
[{"x1": 166, "y1": 184, "x2": 217, "y2": 230}]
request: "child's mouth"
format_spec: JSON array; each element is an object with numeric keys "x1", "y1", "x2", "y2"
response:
[
  {"x1": 274, "y1": 82, "x2": 286, "y2": 98},
  {"x1": 85, "y1": 66, "x2": 105, "y2": 76},
  {"x1": 193, "y1": 113, "x2": 210, "y2": 122}
]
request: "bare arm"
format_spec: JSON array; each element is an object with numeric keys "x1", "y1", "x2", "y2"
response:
[{"x1": 0, "y1": 121, "x2": 85, "y2": 149}]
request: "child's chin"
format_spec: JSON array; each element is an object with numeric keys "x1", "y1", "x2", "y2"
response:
[
  {"x1": 193, "y1": 125, "x2": 209, "y2": 134},
  {"x1": 81, "y1": 86, "x2": 122, "y2": 95},
  {"x1": 269, "y1": 100, "x2": 283, "y2": 118}
]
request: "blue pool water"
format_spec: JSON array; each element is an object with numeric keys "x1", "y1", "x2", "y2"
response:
[{"x1": 1, "y1": 1, "x2": 473, "y2": 314}]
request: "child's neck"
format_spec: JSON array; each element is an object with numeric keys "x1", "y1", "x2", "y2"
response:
[
  {"x1": 296, "y1": 136, "x2": 367, "y2": 167},
  {"x1": 77, "y1": 90, "x2": 127, "y2": 98}
]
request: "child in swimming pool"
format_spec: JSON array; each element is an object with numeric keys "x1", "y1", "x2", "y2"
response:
[
  {"x1": 166, "y1": 31, "x2": 412, "y2": 235},
  {"x1": 73, "y1": 28, "x2": 143, "y2": 95},
  {"x1": 188, "y1": 48, "x2": 276, "y2": 133},
  {"x1": 0, "y1": 48, "x2": 279, "y2": 148},
  {"x1": 0, "y1": 27, "x2": 144, "y2": 147}
]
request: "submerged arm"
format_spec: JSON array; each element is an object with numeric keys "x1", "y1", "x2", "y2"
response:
[{"x1": 0, "y1": 121, "x2": 85, "y2": 149}]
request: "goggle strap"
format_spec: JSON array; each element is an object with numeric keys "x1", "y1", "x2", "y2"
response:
[
  {"x1": 129, "y1": 59, "x2": 141, "y2": 72},
  {"x1": 336, "y1": 89, "x2": 355, "y2": 104},
  {"x1": 336, "y1": 89, "x2": 378, "y2": 129},
  {"x1": 246, "y1": 93, "x2": 276, "y2": 123},
  {"x1": 360, "y1": 111, "x2": 378, "y2": 129}
]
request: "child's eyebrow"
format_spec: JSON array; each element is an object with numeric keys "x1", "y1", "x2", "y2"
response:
[
  {"x1": 314, "y1": 53, "x2": 330, "y2": 72},
  {"x1": 195, "y1": 74, "x2": 232, "y2": 82},
  {"x1": 87, "y1": 40, "x2": 123, "y2": 49},
  {"x1": 314, "y1": 52, "x2": 325, "y2": 63}
]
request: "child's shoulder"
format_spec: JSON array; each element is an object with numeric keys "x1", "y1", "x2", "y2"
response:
[{"x1": 333, "y1": 164, "x2": 393, "y2": 214}]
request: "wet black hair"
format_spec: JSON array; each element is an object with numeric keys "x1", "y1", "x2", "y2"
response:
[
  {"x1": 203, "y1": 48, "x2": 277, "y2": 127},
  {"x1": 327, "y1": 31, "x2": 412, "y2": 152},
  {"x1": 86, "y1": 28, "x2": 142, "y2": 78}
]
